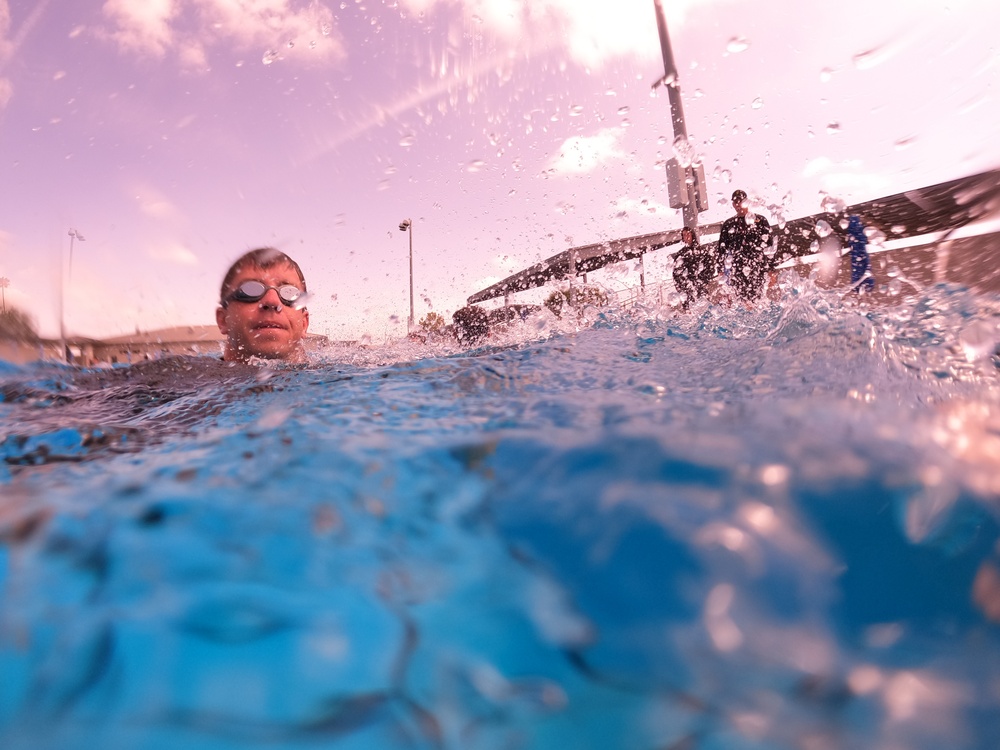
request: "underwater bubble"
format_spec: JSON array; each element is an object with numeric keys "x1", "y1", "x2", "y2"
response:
[{"x1": 726, "y1": 37, "x2": 750, "y2": 54}]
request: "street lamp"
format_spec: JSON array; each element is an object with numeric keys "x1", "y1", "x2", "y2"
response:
[
  {"x1": 398, "y1": 218, "x2": 414, "y2": 330},
  {"x1": 61, "y1": 228, "x2": 85, "y2": 362},
  {"x1": 68, "y1": 228, "x2": 85, "y2": 281}
]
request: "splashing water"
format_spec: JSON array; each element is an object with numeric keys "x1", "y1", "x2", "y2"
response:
[{"x1": 1, "y1": 272, "x2": 1000, "y2": 750}]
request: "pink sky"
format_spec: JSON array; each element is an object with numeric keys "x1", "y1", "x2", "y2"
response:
[{"x1": 0, "y1": 0, "x2": 997, "y2": 341}]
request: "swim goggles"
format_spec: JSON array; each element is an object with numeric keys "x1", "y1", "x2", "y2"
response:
[{"x1": 224, "y1": 280, "x2": 305, "y2": 307}]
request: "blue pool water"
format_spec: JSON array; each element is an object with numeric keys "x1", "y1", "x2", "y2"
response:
[{"x1": 2, "y1": 280, "x2": 1000, "y2": 749}]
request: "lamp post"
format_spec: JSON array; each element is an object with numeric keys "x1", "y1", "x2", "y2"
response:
[
  {"x1": 0, "y1": 277, "x2": 8, "y2": 314},
  {"x1": 398, "y1": 219, "x2": 414, "y2": 330},
  {"x1": 652, "y1": 0, "x2": 706, "y2": 236},
  {"x1": 68, "y1": 228, "x2": 85, "y2": 280},
  {"x1": 61, "y1": 228, "x2": 85, "y2": 362}
]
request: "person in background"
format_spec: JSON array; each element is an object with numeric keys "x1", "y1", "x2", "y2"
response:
[
  {"x1": 672, "y1": 226, "x2": 715, "y2": 309},
  {"x1": 216, "y1": 247, "x2": 310, "y2": 363},
  {"x1": 717, "y1": 189, "x2": 774, "y2": 302},
  {"x1": 847, "y1": 215, "x2": 875, "y2": 293}
]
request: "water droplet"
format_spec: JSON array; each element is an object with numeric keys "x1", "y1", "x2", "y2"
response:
[
  {"x1": 399, "y1": 133, "x2": 416, "y2": 147},
  {"x1": 672, "y1": 137, "x2": 696, "y2": 167},
  {"x1": 826, "y1": 122, "x2": 841, "y2": 134},
  {"x1": 617, "y1": 106, "x2": 630, "y2": 116},
  {"x1": 894, "y1": 134, "x2": 916, "y2": 150},
  {"x1": 815, "y1": 219, "x2": 834, "y2": 238},
  {"x1": 604, "y1": 89, "x2": 617, "y2": 96},
  {"x1": 466, "y1": 160, "x2": 485, "y2": 172},
  {"x1": 471, "y1": 14, "x2": 483, "y2": 23},
  {"x1": 959, "y1": 319, "x2": 999, "y2": 362},
  {"x1": 726, "y1": 37, "x2": 750, "y2": 54},
  {"x1": 569, "y1": 104, "x2": 584, "y2": 117},
  {"x1": 820, "y1": 194, "x2": 846, "y2": 213},
  {"x1": 751, "y1": 97, "x2": 763, "y2": 109},
  {"x1": 887, "y1": 278, "x2": 902, "y2": 296},
  {"x1": 287, "y1": 40, "x2": 295, "y2": 49},
  {"x1": 321, "y1": 22, "x2": 333, "y2": 36},
  {"x1": 262, "y1": 49, "x2": 278, "y2": 65},
  {"x1": 693, "y1": 88, "x2": 704, "y2": 98},
  {"x1": 819, "y1": 67, "x2": 833, "y2": 83},
  {"x1": 852, "y1": 47, "x2": 884, "y2": 71},
  {"x1": 866, "y1": 228, "x2": 886, "y2": 247}
]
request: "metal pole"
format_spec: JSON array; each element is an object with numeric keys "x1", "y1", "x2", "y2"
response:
[
  {"x1": 408, "y1": 223, "x2": 414, "y2": 330},
  {"x1": 653, "y1": 0, "x2": 700, "y2": 234},
  {"x1": 62, "y1": 229, "x2": 85, "y2": 362}
]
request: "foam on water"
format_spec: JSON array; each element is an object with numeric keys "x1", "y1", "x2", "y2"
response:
[{"x1": 1, "y1": 280, "x2": 999, "y2": 749}]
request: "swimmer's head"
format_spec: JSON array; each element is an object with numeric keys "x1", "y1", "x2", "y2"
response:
[{"x1": 216, "y1": 248, "x2": 310, "y2": 364}]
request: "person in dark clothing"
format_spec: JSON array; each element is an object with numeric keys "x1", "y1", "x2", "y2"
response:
[
  {"x1": 717, "y1": 189, "x2": 774, "y2": 302},
  {"x1": 847, "y1": 215, "x2": 875, "y2": 293},
  {"x1": 672, "y1": 226, "x2": 715, "y2": 309}
]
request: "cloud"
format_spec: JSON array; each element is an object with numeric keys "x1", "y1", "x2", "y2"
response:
[
  {"x1": 148, "y1": 240, "x2": 199, "y2": 265},
  {"x1": 102, "y1": 0, "x2": 175, "y2": 57},
  {"x1": 1, "y1": 0, "x2": 52, "y2": 108},
  {"x1": 547, "y1": 128, "x2": 625, "y2": 175},
  {"x1": 399, "y1": 0, "x2": 705, "y2": 68},
  {"x1": 101, "y1": 0, "x2": 346, "y2": 69},
  {"x1": 133, "y1": 183, "x2": 182, "y2": 220}
]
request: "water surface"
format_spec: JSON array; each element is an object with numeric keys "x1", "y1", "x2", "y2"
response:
[{"x1": 2, "y1": 279, "x2": 1000, "y2": 750}]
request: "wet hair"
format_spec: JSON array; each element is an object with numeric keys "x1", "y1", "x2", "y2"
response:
[
  {"x1": 731, "y1": 189, "x2": 747, "y2": 202},
  {"x1": 219, "y1": 247, "x2": 307, "y2": 301}
]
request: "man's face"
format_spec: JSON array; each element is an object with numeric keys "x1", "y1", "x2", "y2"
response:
[
  {"x1": 216, "y1": 262, "x2": 309, "y2": 362},
  {"x1": 733, "y1": 196, "x2": 750, "y2": 217}
]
